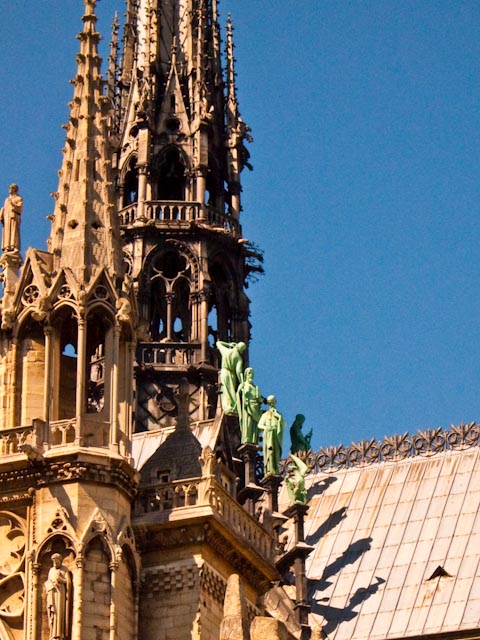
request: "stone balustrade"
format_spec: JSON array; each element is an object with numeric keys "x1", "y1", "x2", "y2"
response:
[
  {"x1": 0, "y1": 424, "x2": 37, "y2": 455},
  {"x1": 138, "y1": 342, "x2": 202, "y2": 367},
  {"x1": 49, "y1": 419, "x2": 78, "y2": 447},
  {"x1": 118, "y1": 200, "x2": 240, "y2": 236},
  {"x1": 136, "y1": 475, "x2": 274, "y2": 561},
  {"x1": 207, "y1": 480, "x2": 274, "y2": 560}
]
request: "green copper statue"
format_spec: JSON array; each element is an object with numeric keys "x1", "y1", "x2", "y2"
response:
[
  {"x1": 216, "y1": 341, "x2": 247, "y2": 415},
  {"x1": 285, "y1": 453, "x2": 309, "y2": 504},
  {"x1": 258, "y1": 395, "x2": 285, "y2": 475},
  {"x1": 290, "y1": 414, "x2": 313, "y2": 453},
  {"x1": 237, "y1": 367, "x2": 262, "y2": 444}
]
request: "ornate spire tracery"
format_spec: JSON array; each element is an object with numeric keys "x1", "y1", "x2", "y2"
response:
[{"x1": 48, "y1": 0, "x2": 123, "y2": 286}]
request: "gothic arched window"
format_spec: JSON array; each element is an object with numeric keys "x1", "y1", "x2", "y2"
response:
[
  {"x1": 149, "y1": 249, "x2": 192, "y2": 342},
  {"x1": 157, "y1": 148, "x2": 186, "y2": 201},
  {"x1": 123, "y1": 157, "x2": 139, "y2": 206}
]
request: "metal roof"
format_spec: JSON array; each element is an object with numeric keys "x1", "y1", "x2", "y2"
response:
[{"x1": 292, "y1": 431, "x2": 480, "y2": 639}]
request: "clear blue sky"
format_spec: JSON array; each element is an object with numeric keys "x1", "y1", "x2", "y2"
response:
[{"x1": 1, "y1": 2, "x2": 480, "y2": 451}]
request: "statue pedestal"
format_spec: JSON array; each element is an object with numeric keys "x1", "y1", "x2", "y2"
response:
[
  {"x1": 0, "y1": 250, "x2": 22, "y2": 329},
  {"x1": 276, "y1": 503, "x2": 314, "y2": 640},
  {"x1": 237, "y1": 443, "x2": 264, "y2": 516},
  {"x1": 260, "y1": 473, "x2": 282, "y2": 514}
]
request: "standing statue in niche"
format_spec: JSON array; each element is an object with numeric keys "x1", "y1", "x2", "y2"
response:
[
  {"x1": 45, "y1": 553, "x2": 71, "y2": 640},
  {"x1": 285, "y1": 453, "x2": 309, "y2": 504},
  {"x1": 216, "y1": 340, "x2": 247, "y2": 415},
  {"x1": 290, "y1": 414, "x2": 313, "y2": 453},
  {"x1": 0, "y1": 184, "x2": 23, "y2": 253},
  {"x1": 258, "y1": 395, "x2": 285, "y2": 475},
  {"x1": 237, "y1": 367, "x2": 263, "y2": 444}
]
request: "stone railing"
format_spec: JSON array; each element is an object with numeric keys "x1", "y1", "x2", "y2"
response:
[
  {"x1": 137, "y1": 342, "x2": 202, "y2": 367},
  {"x1": 281, "y1": 422, "x2": 480, "y2": 475},
  {"x1": 206, "y1": 480, "x2": 273, "y2": 560},
  {"x1": 0, "y1": 424, "x2": 37, "y2": 455},
  {"x1": 49, "y1": 419, "x2": 77, "y2": 447},
  {"x1": 135, "y1": 477, "x2": 201, "y2": 514},
  {"x1": 49, "y1": 418, "x2": 109, "y2": 448},
  {"x1": 118, "y1": 201, "x2": 240, "y2": 236},
  {"x1": 135, "y1": 475, "x2": 273, "y2": 560}
]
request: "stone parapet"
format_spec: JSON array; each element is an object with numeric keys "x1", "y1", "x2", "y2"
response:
[{"x1": 118, "y1": 200, "x2": 241, "y2": 236}]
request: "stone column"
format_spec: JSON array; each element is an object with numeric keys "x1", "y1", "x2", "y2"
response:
[
  {"x1": 30, "y1": 562, "x2": 41, "y2": 640},
  {"x1": 109, "y1": 560, "x2": 118, "y2": 640},
  {"x1": 7, "y1": 340, "x2": 18, "y2": 428},
  {"x1": 75, "y1": 318, "x2": 86, "y2": 445},
  {"x1": 261, "y1": 474, "x2": 283, "y2": 515},
  {"x1": 165, "y1": 292, "x2": 174, "y2": 342},
  {"x1": 73, "y1": 555, "x2": 84, "y2": 640},
  {"x1": 281, "y1": 504, "x2": 314, "y2": 640},
  {"x1": 199, "y1": 289, "x2": 210, "y2": 363},
  {"x1": 43, "y1": 326, "x2": 53, "y2": 430},
  {"x1": 135, "y1": 166, "x2": 148, "y2": 223},
  {"x1": 110, "y1": 324, "x2": 120, "y2": 452},
  {"x1": 237, "y1": 443, "x2": 264, "y2": 516}
]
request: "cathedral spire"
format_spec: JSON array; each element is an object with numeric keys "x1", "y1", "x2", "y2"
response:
[
  {"x1": 107, "y1": 12, "x2": 119, "y2": 105},
  {"x1": 225, "y1": 15, "x2": 252, "y2": 219},
  {"x1": 49, "y1": 0, "x2": 123, "y2": 285}
]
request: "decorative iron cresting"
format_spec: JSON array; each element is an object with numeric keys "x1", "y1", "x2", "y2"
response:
[{"x1": 280, "y1": 422, "x2": 480, "y2": 475}]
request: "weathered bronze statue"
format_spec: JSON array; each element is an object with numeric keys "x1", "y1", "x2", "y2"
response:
[
  {"x1": 237, "y1": 367, "x2": 263, "y2": 444},
  {"x1": 286, "y1": 453, "x2": 309, "y2": 504},
  {"x1": 290, "y1": 414, "x2": 313, "y2": 453},
  {"x1": 258, "y1": 395, "x2": 285, "y2": 475},
  {"x1": 216, "y1": 341, "x2": 246, "y2": 414}
]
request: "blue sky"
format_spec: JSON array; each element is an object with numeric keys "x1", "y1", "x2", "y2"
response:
[{"x1": 1, "y1": 2, "x2": 480, "y2": 451}]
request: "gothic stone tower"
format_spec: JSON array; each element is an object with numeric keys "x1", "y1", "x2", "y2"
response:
[
  {"x1": 0, "y1": 4, "x2": 139, "y2": 640},
  {"x1": 0, "y1": 2, "x2": 301, "y2": 640},
  {"x1": 113, "y1": 0, "x2": 254, "y2": 433}
]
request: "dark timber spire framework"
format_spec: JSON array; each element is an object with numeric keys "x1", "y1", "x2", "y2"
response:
[{"x1": 112, "y1": 0, "x2": 255, "y2": 431}]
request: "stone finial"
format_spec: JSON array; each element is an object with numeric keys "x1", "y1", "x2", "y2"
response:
[{"x1": 219, "y1": 574, "x2": 249, "y2": 640}]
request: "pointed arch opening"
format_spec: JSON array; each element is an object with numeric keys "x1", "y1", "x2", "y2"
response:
[
  {"x1": 52, "y1": 308, "x2": 78, "y2": 422},
  {"x1": 37, "y1": 536, "x2": 75, "y2": 640},
  {"x1": 122, "y1": 156, "x2": 139, "y2": 206},
  {"x1": 172, "y1": 278, "x2": 191, "y2": 342},
  {"x1": 16, "y1": 318, "x2": 46, "y2": 426},
  {"x1": 116, "y1": 545, "x2": 137, "y2": 640},
  {"x1": 157, "y1": 147, "x2": 187, "y2": 201},
  {"x1": 149, "y1": 278, "x2": 167, "y2": 341},
  {"x1": 148, "y1": 249, "x2": 192, "y2": 343},
  {"x1": 82, "y1": 537, "x2": 112, "y2": 639},
  {"x1": 209, "y1": 261, "x2": 233, "y2": 342}
]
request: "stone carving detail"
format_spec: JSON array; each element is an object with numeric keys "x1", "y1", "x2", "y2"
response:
[
  {"x1": 0, "y1": 184, "x2": 23, "y2": 253},
  {"x1": 279, "y1": 422, "x2": 480, "y2": 475},
  {"x1": 22, "y1": 284, "x2": 40, "y2": 305},
  {"x1": 0, "y1": 425, "x2": 36, "y2": 456},
  {"x1": 143, "y1": 564, "x2": 199, "y2": 594},
  {"x1": 47, "y1": 509, "x2": 71, "y2": 534},
  {"x1": 199, "y1": 564, "x2": 226, "y2": 605},
  {"x1": 93, "y1": 284, "x2": 109, "y2": 301},
  {"x1": 58, "y1": 285, "x2": 73, "y2": 300},
  {"x1": 45, "y1": 553, "x2": 72, "y2": 640},
  {"x1": 0, "y1": 511, "x2": 27, "y2": 636}
]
